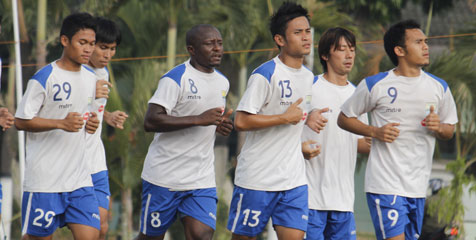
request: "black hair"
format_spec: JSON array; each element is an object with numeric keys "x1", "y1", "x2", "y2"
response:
[
  {"x1": 60, "y1": 12, "x2": 96, "y2": 40},
  {"x1": 94, "y1": 17, "x2": 121, "y2": 45},
  {"x1": 384, "y1": 19, "x2": 421, "y2": 66},
  {"x1": 318, "y1": 27, "x2": 356, "y2": 73},
  {"x1": 270, "y1": 2, "x2": 310, "y2": 48},
  {"x1": 186, "y1": 24, "x2": 217, "y2": 48}
]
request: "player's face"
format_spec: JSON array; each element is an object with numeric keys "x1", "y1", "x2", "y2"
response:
[
  {"x1": 281, "y1": 16, "x2": 312, "y2": 57},
  {"x1": 63, "y1": 28, "x2": 96, "y2": 65},
  {"x1": 402, "y1": 28, "x2": 429, "y2": 67},
  {"x1": 90, "y1": 42, "x2": 117, "y2": 68},
  {"x1": 326, "y1": 37, "x2": 355, "y2": 75},
  {"x1": 194, "y1": 28, "x2": 224, "y2": 69}
]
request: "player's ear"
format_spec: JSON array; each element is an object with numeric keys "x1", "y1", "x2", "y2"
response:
[
  {"x1": 274, "y1": 34, "x2": 286, "y2": 48},
  {"x1": 394, "y1": 45, "x2": 405, "y2": 57},
  {"x1": 186, "y1": 45, "x2": 195, "y2": 57},
  {"x1": 60, "y1": 35, "x2": 69, "y2": 48}
]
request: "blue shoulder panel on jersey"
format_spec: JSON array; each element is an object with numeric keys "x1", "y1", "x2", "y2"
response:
[
  {"x1": 105, "y1": 66, "x2": 109, "y2": 74},
  {"x1": 31, "y1": 64, "x2": 53, "y2": 89},
  {"x1": 365, "y1": 72, "x2": 389, "y2": 92},
  {"x1": 160, "y1": 63, "x2": 186, "y2": 87},
  {"x1": 215, "y1": 69, "x2": 228, "y2": 79},
  {"x1": 251, "y1": 60, "x2": 276, "y2": 83},
  {"x1": 425, "y1": 72, "x2": 448, "y2": 92},
  {"x1": 83, "y1": 65, "x2": 96, "y2": 75},
  {"x1": 313, "y1": 75, "x2": 319, "y2": 84}
]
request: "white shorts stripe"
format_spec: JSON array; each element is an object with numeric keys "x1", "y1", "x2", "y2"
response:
[
  {"x1": 375, "y1": 198, "x2": 386, "y2": 239},
  {"x1": 21, "y1": 192, "x2": 34, "y2": 235},
  {"x1": 231, "y1": 193, "x2": 244, "y2": 233},
  {"x1": 142, "y1": 193, "x2": 152, "y2": 234},
  {"x1": 391, "y1": 195, "x2": 397, "y2": 205}
]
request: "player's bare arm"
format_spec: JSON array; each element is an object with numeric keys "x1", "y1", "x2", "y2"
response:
[
  {"x1": 0, "y1": 107, "x2": 14, "y2": 131},
  {"x1": 95, "y1": 80, "x2": 112, "y2": 99},
  {"x1": 337, "y1": 111, "x2": 400, "y2": 143},
  {"x1": 104, "y1": 110, "x2": 128, "y2": 129},
  {"x1": 144, "y1": 103, "x2": 223, "y2": 132},
  {"x1": 15, "y1": 112, "x2": 84, "y2": 132},
  {"x1": 306, "y1": 107, "x2": 329, "y2": 133},
  {"x1": 302, "y1": 140, "x2": 320, "y2": 160},
  {"x1": 235, "y1": 98, "x2": 304, "y2": 131},
  {"x1": 85, "y1": 112, "x2": 100, "y2": 134},
  {"x1": 424, "y1": 105, "x2": 455, "y2": 140},
  {"x1": 216, "y1": 109, "x2": 233, "y2": 136}
]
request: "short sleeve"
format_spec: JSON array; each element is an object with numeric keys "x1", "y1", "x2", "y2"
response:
[
  {"x1": 438, "y1": 87, "x2": 458, "y2": 125},
  {"x1": 15, "y1": 80, "x2": 47, "y2": 120},
  {"x1": 148, "y1": 77, "x2": 181, "y2": 115},
  {"x1": 341, "y1": 80, "x2": 374, "y2": 118},
  {"x1": 236, "y1": 74, "x2": 271, "y2": 114}
]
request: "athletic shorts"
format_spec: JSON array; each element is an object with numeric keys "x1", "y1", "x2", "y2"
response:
[
  {"x1": 21, "y1": 187, "x2": 100, "y2": 237},
  {"x1": 367, "y1": 193, "x2": 425, "y2": 240},
  {"x1": 305, "y1": 210, "x2": 356, "y2": 240},
  {"x1": 139, "y1": 180, "x2": 217, "y2": 236},
  {"x1": 227, "y1": 185, "x2": 308, "y2": 237},
  {"x1": 92, "y1": 170, "x2": 111, "y2": 210}
]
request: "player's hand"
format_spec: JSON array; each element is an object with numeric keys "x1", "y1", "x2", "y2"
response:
[
  {"x1": 282, "y1": 98, "x2": 303, "y2": 125},
  {"x1": 302, "y1": 140, "x2": 321, "y2": 160},
  {"x1": 61, "y1": 112, "x2": 84, "y2": 132},
  {"x1": 95, "y1": 80, "x2": 112, "y2": 99},
  {"x1": 196, "y1": 107, "x2": 224, "y2": 126},
  {"x1": 86, "y1": 112, "x2": 100, "y2": 134},
  {"x1": 217, "y1": 109, "x2": 233, "y2": 136},
  {"x1": 306, "y1": 108, "x2": 329, "y2": 133},
  {"x1": 0, "y1": 107, "x2": 14, "y2": 131},
  {"x1": 374, "y1": 123, "x2": 400, "y2": 143},
  {"x1": 423, "y1": 105, "x2": 441, "y2": 133},
  {"x1": 106, "y1": 111, "x2": 129, "y2": 129}
]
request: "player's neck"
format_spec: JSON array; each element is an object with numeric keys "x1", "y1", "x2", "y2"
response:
[
  {"x1": 278, "y1": 53, "x2": 303, "y2": 69},
  {"x1": 57, "y1": 54, "x2": 82, "y2": 72},
  {"x1": 393, "y1": 63, "x2": 421, "y2": 77},
  {"x1": 323, "y1": 71, "x2": 348, "y2": 86},
  {"x1": 190, "y1": 58, "x2": 214, "y2": 73}
]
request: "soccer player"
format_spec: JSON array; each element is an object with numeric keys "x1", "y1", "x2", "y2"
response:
[
  {"x1": 85, "y1": 16, "x2": 128, "y2": 240},
  {"x1": 337, "y1": 20, "x2": 458, "y2": 240},
  {"x1": 226, "y1": 2, "x2": 313, "y2": 239},
  {"x1": 137, "y1": 24, "x2": 232, "y2": 240},
  {"x1": 301, "y1": 27, "x2": 370, "y2": 240},
  {"x1": 15, "y1": 13, "x2": 101, "y2": 239}
]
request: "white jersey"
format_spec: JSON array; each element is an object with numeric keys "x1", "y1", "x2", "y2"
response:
[
  {"x1": 85, "y1": 65, "x2": 109, "y2": 174},
  {"x1": 141, "y1": 59, "x2": 229, "y2": 190},
  {"x1": 15, "y1": 61, "x2": 96, "y2": 192},
  {"x1": 302, "y1": 74, "x2": 367, "y2": 212},
  {"x1": 234, "y1": 56, "x2": 313, "y2": 191},
  {"x1": 341, "y1": 69, "x2": 458, "y2": 198}
]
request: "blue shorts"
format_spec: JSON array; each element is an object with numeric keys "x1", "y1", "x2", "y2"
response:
[
  {"x1": 92, "y1": 170, "x2": 111, "y2": 210},
  {"x1": 367, "y1": 193, "x2": 425, "y2": 240},
  {"x1": 21, "y1": 187, "x2": 100, "y2": 237},
  {"x1": 227, "y1": 185, "x2": 308, "y2": 237},
  {"x1": 305, "y1": 210, "x2": 356, "y2": 240},
  {"x1": 139, "y1": 180, "x2": 217, "y2": 236}
]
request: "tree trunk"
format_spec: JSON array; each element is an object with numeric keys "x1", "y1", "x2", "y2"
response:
[
  {"x1": 121, "y1": 187, "x2": 133, "y2": 239},
  {"x1": 166, "y1": 0, "x2": 177, "y2": 70},
  {"x1": 36, "y1": 0, "x2": 47, "y2": 70}
]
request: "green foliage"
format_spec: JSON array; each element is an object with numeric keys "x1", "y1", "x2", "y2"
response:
[{"x1": 425, "y1": 52, "x2": 476, "y2": 236}]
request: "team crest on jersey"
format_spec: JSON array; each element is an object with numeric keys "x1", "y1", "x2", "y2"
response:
[
  {"x1": 83, "y1": 112, "x2": 90, "y2": 121},
  {"x1": 98, "y1": 105, "x2": 105, "y2": 113}
]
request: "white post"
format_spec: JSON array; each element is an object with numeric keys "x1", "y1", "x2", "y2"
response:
[{"x1": 12, "y1": 1, "x2": 26, "y2": 237}]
